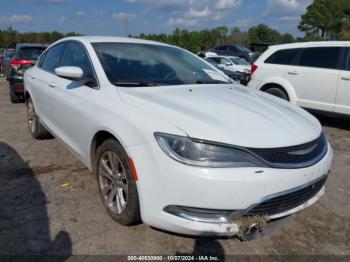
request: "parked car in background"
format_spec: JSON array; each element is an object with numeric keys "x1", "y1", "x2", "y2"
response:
[
  {"x1": 0, "y1": 48, "x2": 14, "y2": 77},
  {"x1": 197, "y1": 51, "x2": 217, "y2": 58},
  {"x1": 205, "y1": 56, "x2": 250, "y2": 85},
  {"x1": 206, "y1": 56, "x2": 251, "y2": 74},
  {"x1": 24, "y1": 36, "x2": 332, "y2": 238},
  {"x1": 248, "y1": 41, "x2": 350, "y2": 115},
  {"x1": 0, "y1": 55, "x2": 4, "y2": 77},
  {"x1": 7, "y1": 43, "x2": 47, "y2": 103},
  {"x1": 3, "y1": 48, "x2": 15, "y2": 65},
  {"x1": 210, "y1": 44, "x2": 260, "y2": 64},
  {"x1": 205, "y1": 58, "x2": 242, "y2": 82}
]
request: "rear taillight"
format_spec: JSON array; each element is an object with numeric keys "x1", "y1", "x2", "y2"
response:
[
  {"x1": 10, "y1": 59, "x2": 33, "y2": 71},
  {"x1": 251, "y1": 64, "x2": 258, "y2": 74}
]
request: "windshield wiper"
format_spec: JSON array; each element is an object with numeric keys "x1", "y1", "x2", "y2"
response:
[{"x1": 112, "y1": 81, "x2": 160, "y2": 87}]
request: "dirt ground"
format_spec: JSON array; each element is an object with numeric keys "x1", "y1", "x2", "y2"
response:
[{"x1": 0, "y1": 78, "x2": 349, "y2": 257}]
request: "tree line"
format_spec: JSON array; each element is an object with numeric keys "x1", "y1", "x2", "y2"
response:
[
  {"x1": 135, "y1": 25, "x2": 295, "y2": 53},
  {"x1": 0, "y1": 27, "x2": 80, "y2": 48}
]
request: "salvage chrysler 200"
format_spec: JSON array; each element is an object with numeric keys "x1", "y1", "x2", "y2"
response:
[{"x1": 24, "y1": 37, "x2": 333, "y2": 238}]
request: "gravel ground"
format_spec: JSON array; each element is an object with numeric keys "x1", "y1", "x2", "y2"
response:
[{"x1": 0, "y1": 78, "x2": 349, "y2": 257}]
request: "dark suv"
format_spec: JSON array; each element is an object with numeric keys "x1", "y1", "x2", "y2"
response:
[
  {"x1": 7, "y1": 43, "x2": 47, "y2": 103},
  {"x1": 210, "y1": 44, "x2": 260, "y2": 64}
]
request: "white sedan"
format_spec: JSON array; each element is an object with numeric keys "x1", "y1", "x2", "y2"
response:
[
  {"x1": 205, "y1": 55, "x2": 251, "y2": 74},
  {"x1": 24, "y1": 36, "x2": 333, "y2": 238}
]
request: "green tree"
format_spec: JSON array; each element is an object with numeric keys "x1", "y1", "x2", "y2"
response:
[
  {"x1": 0, "y1": 28, "x2": 81, "y2": 47},
  {"x1": 135, "y1": 25, "x2": 294, "y2": 53},
  {"x1": 298, "y1": 0, "x2": 349, "y2": 39},
  {"x1": 248, "y1": 24, "x2": 283, "y2": 44}
]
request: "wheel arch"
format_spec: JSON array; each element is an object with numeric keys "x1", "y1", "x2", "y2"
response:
[
  {"x1": 90, "y1": 130, "x2": 123, "y2": 173},
  {"x1": 258, "y1": 77, "x2": 297, "y2": 103}
]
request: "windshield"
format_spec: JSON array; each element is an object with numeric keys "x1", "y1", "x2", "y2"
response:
[
  {"x1": 229, "y1": 57, "x2": 250, "y2": 65},
  {"x1": 18, "y1": 47, "x2": 46, "y2": 61},
  {"x1": 236, "y1": 45, "x2": 252, "y2": 53},
  {"x1": 92, "y1": 42, "x2": 231, "y2": 87}
]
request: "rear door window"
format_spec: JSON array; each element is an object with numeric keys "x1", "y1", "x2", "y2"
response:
[
  {"x1": 298, "y1": 47, "x2": 342, "y2": 70},
  {"x1": 265, "y1": 48, "x2": 300, "y2": 65},
  {"x1": 208, "y1": 57, "x2": 221, "y2": 64},
  {"x1": 40, "y1": 43, "x2": 65, "y2": 73}
]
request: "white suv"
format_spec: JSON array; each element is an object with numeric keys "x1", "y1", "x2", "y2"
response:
[{"x1": 248, "y1": 41, "x2": 350, "y2": 115}]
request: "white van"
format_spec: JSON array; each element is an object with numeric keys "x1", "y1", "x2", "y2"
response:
[{"x1": 248, "y1": 41, "x2": 350, "y2": 115}]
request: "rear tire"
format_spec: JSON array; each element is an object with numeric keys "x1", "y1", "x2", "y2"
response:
[
  {"x1": 264, "y1": 87, "x2": 289, "y2": 101},
  {"x1": 26, "y1": 97, "x2": 51, "y2": 139},
  {"x1": 96, "y1": 138, "x2": 141, "y2": 226}
]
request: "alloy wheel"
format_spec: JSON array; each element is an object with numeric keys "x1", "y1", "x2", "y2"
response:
[{"x1": 98, "y1": 151, "x2": 128, "y2": 215}]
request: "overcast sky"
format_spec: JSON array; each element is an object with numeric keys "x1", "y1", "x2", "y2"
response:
[{"x1": 0, "y1": 0, "x2": 313, "y2": 36}]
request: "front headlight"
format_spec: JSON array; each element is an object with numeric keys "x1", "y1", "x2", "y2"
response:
[{"x1": 154, "y1": 133, "x2": 268, "y2": 168}]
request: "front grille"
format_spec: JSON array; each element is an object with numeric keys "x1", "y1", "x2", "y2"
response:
[
  {"x1": 245, "y1": 176, "x2": 327, "y2": 216},
  {"x1": 249, "y1": 133, "x2": 327, "y2": 168}
]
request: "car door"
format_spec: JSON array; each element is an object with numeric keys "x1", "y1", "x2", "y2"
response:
[
  {"x1": 283, "y1": 47, "x2": 341, "y2": 112},
  {"x1": 49, "y1": 41, "x2": 99, "y2": 160},
  {"x1": 335, "y1": 46, "x2": 350, "y2": 114},
  {"x1": 29, "y1": 43, "x2": 66, "y2": 128}
]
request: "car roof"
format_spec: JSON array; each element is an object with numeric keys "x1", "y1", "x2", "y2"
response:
[
  {"x1": 54, "y1": 36, "x2": 173, "y2": 48},
  {"x1": 269, "y1": 41, "x2": 350, "y2": 50}
]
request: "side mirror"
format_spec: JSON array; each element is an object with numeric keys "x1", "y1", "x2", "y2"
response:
[{"x1": 55, "y1": 66, "x2": 83, "y2": 81}]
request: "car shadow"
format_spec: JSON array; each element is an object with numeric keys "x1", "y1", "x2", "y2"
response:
[
  {"x1": 152, "y1": 228, "x2": 226, "y2": 259},
  {"x1": 307, "y1": 110, "x2": 350, "y2": 131},
  {"x1": 175, "y1": 239, "x2": 225, "y2": 260},
  {"x1": 0, "y1": 142, "x2": 72, "y2": 258}
]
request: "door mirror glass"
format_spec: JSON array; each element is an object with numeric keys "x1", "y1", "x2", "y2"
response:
[{"x1": 55, "y1": 66, "x2": 83, "y2": 81}]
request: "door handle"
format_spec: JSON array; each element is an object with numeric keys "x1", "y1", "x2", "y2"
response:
[
  {"x1": 48, "y1": 83, "x2": 56, "y2": 88},
  {"x1": 341, "y1": 76, "x2": 350, "y2": 81},
  {"x1": 30, "y1": 75, "x2": 36, "y2": 80},
  {"x1": 288, "y1": 70, "x2": 299, "y2": 75}
]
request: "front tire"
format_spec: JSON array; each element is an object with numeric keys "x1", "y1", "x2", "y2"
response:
[
  {"x1": 26, "y1": 97, "x2": 51, "y2": 139},
  {"x1": 96, "y1": 139, "x2": 141, "y2": 225}
]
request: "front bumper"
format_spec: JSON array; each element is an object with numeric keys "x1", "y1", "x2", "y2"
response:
[{"x1": 127, "y1": 141, "x2": 333, "y2": 236}]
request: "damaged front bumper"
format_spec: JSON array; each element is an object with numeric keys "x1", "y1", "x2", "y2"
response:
[{"x1": 162, "y1": 176, "x2": 327, "y2": 239}]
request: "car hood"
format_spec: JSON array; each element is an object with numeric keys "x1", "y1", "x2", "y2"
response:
[{"x1": 118, "y1": 84, "x2": 321, "y2": 148}]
